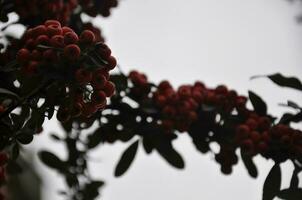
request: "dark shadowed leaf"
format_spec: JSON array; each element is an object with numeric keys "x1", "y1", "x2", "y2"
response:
[
  {"x1": 279, "y1": 113, "x2": 302, "y2": 124},
  {"x1": 6, "y1": 160, "x2": 23, "y2": 174},
  {"x1": 109, "y1": 74, "x2": 128, "y2": 92},
  {"x1": 241, "y1": 150, "x2": 258, "y2": 178},
  {"x1": 87, "y1": 128, "x2": 103, "y2": 149},
  {"x1": 114, "y1": 140, "x2": 139, "y2": 177},
  {"x1": 248, "y1": 91, "x2": 267, "y2": 116},
  {"x1": 17, "y1": 131, "x2": 34, "y2": 144},
  {"x1": 142, "y1": 137, "x2": 153, "y2": 154},
  {"x1": 278, "y1": 188, "x2": 302, "y2": 200},
  {"x1": 252, "y1": 73, "x2": 302, "y2": 91},
  {"x1": 50, "y1": 134, "x2": 61, "y2": 141},
  {"x1": 38, "y1": 151, "x2": 65, "y2": 171},
  {"x1": 0, "y1": 87, "x2": 19, "y2": 99},
  {"x1": 11, "y1": 144, "x2": 20, "y2": 160},
  {"x1": 290, "y1": 169, "x2": 299, "y2": 189},
  {"x1": 157, "y1": 145, "x2": 185, "y2": 169},
  {"x1": 262, "y1": 164, "x2": 281, "y2": 200},
  {"x1": 65, "y1": 174, "x2": 79, "y2": 187}
]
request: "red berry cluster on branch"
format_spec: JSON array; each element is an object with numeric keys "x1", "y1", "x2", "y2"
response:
[
  {"x1": 83, "y1": 23, "x2": 105, "y2": 43},
  {"x1": 128, "y1": 70, "x2": 150, "y2": 100},
  {"x1": 127, "y1": 70, "x2": 302, "y2": 169},
  {"x1": 16, "y1": 20, "x2": 117, "y2": 121},
  {"x1": 153, "y1": 81, "x2": 199, "y2": 133},
  {"x1": 13, "y1": 0, "x2": 78, "y2": 25},
  {"x1": 79, "y1": 0, "x2": 119, "y2": 17},
  {"x1": 237, "y1": 116, "x2": 302, "y2": 163}
]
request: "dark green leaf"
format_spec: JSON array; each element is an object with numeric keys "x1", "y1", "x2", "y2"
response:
[
  {"x1": 156, "y1": 144, "x2": 185, "y2": 169},
  {"x1": 262, "y1": 164, "x2": 281, "y2": 200},
  {"x1": 142, "y1": 137, "x2": 153, "y2": 154},
  {"x1": 114, "y1": 140, "x2": 139, "y2": 177},
  {"x1": 0, "y1": 87, "x2": 19, "y2": 99},
  {"x1": 290, "y1": 169, "x2": 299, "y2": 189},
  {"x1": 278, "y1": 188, "x2": 302, "y2": 200},
  {"x1": 65, "y1": 174, "x2": 79, "y2": 187},
  {"x1": 248, "y1": 91, "x2": 267, "y2": 116},
  {"x1": 252, "y1": 73, "x2": 302, "y2": 91},
  {"x1": 109, "y1": 74, "x2": 128, "y2": 92},
  {"x1": 38, "y1": 151, "x2": 65, "y2": 171},
  {"x1": 17, "y1": 130, "x2": 34, "y2": 145},
  {"x1": 50, "y1": 134, "x2": 61, "y2": 141},
  {"x1": 6, "y1": 160, "x2": 23, "y2": 174},
  {"x1": 241, "y1": 150, "x2": 258, "y2": 178},
  {"x1": 11, "y1": 144, "x2": 20, "y2": 160}
]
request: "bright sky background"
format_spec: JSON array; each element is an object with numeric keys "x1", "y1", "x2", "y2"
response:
[{"x1": 18, "y1": 0, "x2": 302, "y2": 200}]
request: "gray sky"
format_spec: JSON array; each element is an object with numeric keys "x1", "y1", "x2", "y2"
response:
[{"x1": 25, "y1": 0, "x2": 302, "y2": 199}]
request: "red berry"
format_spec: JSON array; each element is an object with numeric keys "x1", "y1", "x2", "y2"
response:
[
  {"x1": 106, "y1": 56, "x2": 117, "y2": 70},
  {"x1": 91, "y1": 91, "x2": 107, "y2": 106},
  {"x1": 64, "y1": 44, "x2": 81, "y2": 60},
  {"x1": 92, "y1": 73, "x2": 107, "y2": 90},
  {"x1": 56, "y1": 107, "x2": 70, "y2": 123},
  {"x1": 31, "y1": 50, "x2": 42, "y2": 61},
  {"x1": 103, "y1": 81, "x2": 115, "y2": 97},
  {"x1": 50, "y1": 35, "x2": 65, "y2": 48},
  {"x1": 236, "y1": 125, "x2": 250, "y2": 140},
  {"x1": 45, "y1": 20, "x2": 61, "y2": 27},
  {"x1": 35, "y1": 35, "x2": 50, "y2": 46},
  {"x1": 161, "y1": 120, "x2": 174, "y2": 132},
  {"x1": 16, "y1": 48, "x2": 30, "y2": 63},
  {"x1": 31, "y1": 25, "x2": 47, "y2": 37},
  {"x1": 80, "y1": 30, "x2": 95, "y2": 45},
  {"x1": 0, "y1": 153, "x2": 8, "y2": 166},
  {"x1": 71, "y1": 103, "x2": 83, "y2": 118},
  {"x1": 47, "y1": 25, "x2": 63, "y2": 37},
  {"x1": 64, "y1": 32, "x2": 79, "y2": 45},
  {"x1": 0, "y1": 105, "x2": 5, "y2": 113},
  {"x1": 25, "y1": 61, "x2": 39, "y2": 75},
  {"x1": 43, "y1": 49, "x2": 58, "y2": 62},
  {"x1": 62, "y1": 26, "x2": 73, "y2": 35},
  {"x1": 75, "y1": 69, "x2": 92, "y2": 84},
  {"x1": 95, "y1": 68, "x2": 110, "y2": 80},
  {"x1": 81, "y1": 103, "x2": 98, "y2": 118}
]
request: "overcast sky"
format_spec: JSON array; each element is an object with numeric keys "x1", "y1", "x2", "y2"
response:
[{"x1": 24, "y1": 0, "x2": 302, "y2": 200}]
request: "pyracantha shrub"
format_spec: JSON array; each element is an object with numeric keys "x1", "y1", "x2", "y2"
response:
[
  {"x1": 16, "y1": 20, "x2": 117, "y2": 121},
  {"x1": 79, "y1": 0, "x2": 119, "y2": 17},
  {"x1": 1, "y1": 0, "x2": 78, "y2": 25}
]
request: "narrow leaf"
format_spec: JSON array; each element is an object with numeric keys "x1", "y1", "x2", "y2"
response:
[
  {"x1": 252, "y1": 73, "x2": 302, "y2": 91},
  {"x1": 248, "y1": 91, "x2": 267, "y2": 116},
  {"x1": 38, "y1": 151, "x2": 65, "y2": 171},
  {"x1": 290, "y1": 169, "x2": 299, "y2": 189},
  {"x1": 114, "y1": 140, "x2": 139, "y2": 177},
  {"x1": 241, "y1": 150, "x2": 258, "y2": 178},
  {"x1": 0, "y1": 88, "x2": 19, "y2": 99},
  {"x1": 156, "y1": 144, "x2": 185, "y2": 169},
  {"x1": 262, "y1": 164, "x2": 281, "y2": 200},
  {"x1": 278, "y1": 188, "x2": 302, "y2": 200}
]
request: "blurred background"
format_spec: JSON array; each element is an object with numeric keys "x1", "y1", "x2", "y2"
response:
[{"x1": 6, "y1": 0, "x2": 302, "y2": 199}]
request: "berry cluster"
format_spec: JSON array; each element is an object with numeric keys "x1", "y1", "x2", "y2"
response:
[
  {"x1": 13, "y1": 0, "x2": 78, "y2": 25},
  {"x1": 79, "y1": 0, "x2": 119, "y2": 17},
  {"x1": 236, "y1": 115, "x2": 302, "y2": 163},
  {"x1": 153, "y1": 81, "x2": 200, "y2": 133},
  {"x1": 128, "y1": 71, "x2": 150, "y2": 100},
  {"x1": 82, "y1": 23, "x2": 105, "y2": 43},
  {"x1": 16, "y1": 20, "x2": 117, "y2": 121}
]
